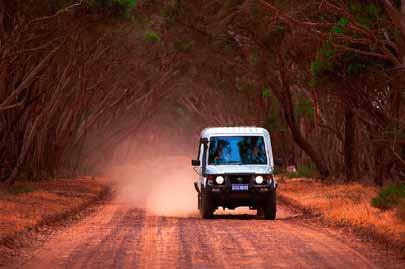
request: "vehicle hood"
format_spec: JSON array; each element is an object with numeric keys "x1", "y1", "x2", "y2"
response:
[{"x1": 205, "y1": 165, "x2": 272, "y2": 175}]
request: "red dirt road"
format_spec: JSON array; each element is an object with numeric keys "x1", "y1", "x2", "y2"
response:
[{"x1": 14, "y1": 202, "x2": 402, "y2": 269}]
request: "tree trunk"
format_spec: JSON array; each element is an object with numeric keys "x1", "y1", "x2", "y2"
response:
[
  {"x1": 344, "y1": 105, "x2": 355, "y2": 181},
  {"x1": 5, "y1": 116, "x2": 41, "y2": 185},
  {"x1": 268, "y1": 78, "x2": 330, "y2": 178},
  {"x1": 374, "y1": 145, "x2": 385, "y2": 186},
  {"x1": 0, "y1": 0, "x2": 5, "y2": 37},
  {"x1": 287, "y1": 119, "x2": 330, "y2": 178},
  {"x1": 0, "y1": 0, "x2": 13, "y2": 37}
]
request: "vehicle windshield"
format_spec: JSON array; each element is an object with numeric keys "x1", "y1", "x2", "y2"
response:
[{"x1": 208, "y1": 136, "x2": 267, "y2": 165}]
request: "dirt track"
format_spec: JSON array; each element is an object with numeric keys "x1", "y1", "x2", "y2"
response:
[{"x1": 15, "y1": 202, "x2": 402, "y2": 269}]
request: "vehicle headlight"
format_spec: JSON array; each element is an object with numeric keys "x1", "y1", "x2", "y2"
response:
[
  {"x1": 255, "y1": 176, "x2": 264, "y2": 184},
  {"x1": 215, "y1": 176, "x2": 225, "y2": 185}
]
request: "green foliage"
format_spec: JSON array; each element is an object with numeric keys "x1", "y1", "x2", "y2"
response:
[
  {"x1": 310, "y1": 42, "x2": 336, "y2": 84},
  {"x1": 366, "y1": 4, "x2": 380, "y2": 17},
  {"x1": 216, "y1": 79, "x2": 227, "y2": 91},
  {"x1": 346, "y1": 62, "x2": 366, "y2": 75},
  {"x1": 310, "y1": 1, "x2": 386, "y2": 86},
  {"x1": 265, "y1": 112, "x2": 286, "y2": 133},
  {"x1": 331, "y1": 26, "x2": 343, "y2": 34},
  {"x1": 349, "y1": 2, "x2": 381, "y2": 27},
  {"x1": 264, "y1": 23, "x2": 287, "y2": 49},
  {"x1": 115, "y1": 0, "x2": 137, "y2": 17},
  {"x1": 144, "y1": 30, "x2": 160, "y2": 43},
  {"x1": 249, "y1": 53, "x2": 259, "y2": 66},
  {"x1": 161, "y1": 0, "x2": 183, "y2": 26},
  {"x1": 263, "y1": 87, "x2": 287, "y2": 133},
  {"x1": 382, "y1": 125, "x2": 405, "y2": 140},
  {"x1": 287, "y1": 164, "x2": 316, "y2": 178},
  {"x1": 343, "y1": 52, "x2": 369, "y2": 75},
  {"x1": 294, "y1": 95, "x2": 314, "y2": 119},
  {"x1": 84, "y1": 0, "x2": 137, "y2": 17},
  {"x1": 173, "y1": 40, "x2": 193, "y2": 53},
  {"x1": 8, "y1": 185, "x2": 34, "y2": 195},
  {"x1": 311, "y1": 41, "x2": 380, "y2": 85},
  {"x1": 332, "y1": 17, "x2": 349, "y2": 34},
  {"x1": 337, "y1": 17, "x2": 349, "y2": 27},
  {"x1": 262, "y1": 86, "x2": 271, "y2": 98},
  {"x1": 142, "y1": 0, "x2": 156, "y2": 7},
  {"x1": 371, "y1": 184, "x2": 405, "y2": 210}
]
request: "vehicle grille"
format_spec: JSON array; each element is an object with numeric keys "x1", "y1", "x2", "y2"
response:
[{"x1": 228, "y1": 175, "x2": 252, "y2": 184}]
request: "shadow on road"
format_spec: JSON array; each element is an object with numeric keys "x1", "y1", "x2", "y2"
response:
[{"x1": 213, "y1": 214, "x2": 258, "y2": 220}]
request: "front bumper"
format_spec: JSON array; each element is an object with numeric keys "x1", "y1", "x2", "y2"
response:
[
  {"x1": 207, "y1": 183, "x2": 275, "y2": 194},
  {"x1": 203, "y1": 179, "x2": 276, "y2": 209}
]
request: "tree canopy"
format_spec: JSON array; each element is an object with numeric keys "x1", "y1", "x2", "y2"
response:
[{"x1": 0, "y1": 0, "x2": 404, "y2": 184}]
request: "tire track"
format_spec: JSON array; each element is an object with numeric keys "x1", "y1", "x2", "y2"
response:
[{"x1": 16, "y1": 202, "x2": 402, "y2": 269}]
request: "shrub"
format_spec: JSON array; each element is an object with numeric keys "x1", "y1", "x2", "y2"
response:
[
  {"x1": 273, "y1": 166, "x2": 284, "y2": 176},
  {"x1": 371, "y1": 183, "x2": 405, "y2": 210},
  {"x1": 8, "y1": 185, "x2": 34, "y2": 195},
  {"x1": 144, "y1": 30, "x2": 160, "y2": 43}
]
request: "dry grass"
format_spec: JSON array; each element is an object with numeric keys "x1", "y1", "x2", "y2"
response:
[
  {"x1": 0, "y1": 177, "x2": 106, "y2": 240},
  {"x1": 278, "y1": 178, "x2": 405, "y2": 250}
]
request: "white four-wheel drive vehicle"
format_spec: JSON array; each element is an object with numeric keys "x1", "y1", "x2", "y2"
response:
[{"x1": 192, "y1": 127, "x2": 281, "y2": 219}]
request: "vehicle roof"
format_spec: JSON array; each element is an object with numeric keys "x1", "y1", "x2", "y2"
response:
[{"x1": 200, "y1": 127, "x2": 269, "y2": 138}]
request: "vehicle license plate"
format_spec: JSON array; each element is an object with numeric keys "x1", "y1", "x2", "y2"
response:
[{"x1": 232, "y1": 184, "x2": 249, "y2": 191}]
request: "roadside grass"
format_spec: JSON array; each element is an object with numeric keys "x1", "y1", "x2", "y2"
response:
[
  {"x1": 286, "y1": 164, "x2": 317, "y2": 178},
  {"x1": 371, "y1": 184, "x2": 405, "y2": 220},
  {"x1": 0, "y1": 178, "x2": 106, "y2": 240},
  {"x1": 278, "y1": 178, "x2": 405, "y2": 251},
  {"x1": 6, "y1": 185, "x2": 35, "y2": 195}
]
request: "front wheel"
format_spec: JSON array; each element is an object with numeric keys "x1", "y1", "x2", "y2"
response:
[
  {"x1": 256, "y1": 207, "x2": 264, "y2": 218},
  {"x1": 200, "y1": 192, "x2": 214, "y2": 219},
  {"x1": 263, "y1": 190, "x2": 277, "y2": 220}
]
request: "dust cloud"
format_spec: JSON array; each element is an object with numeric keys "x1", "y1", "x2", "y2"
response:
[{"x1": 104, "y1": 154, "x2": 199, "y2": 218}]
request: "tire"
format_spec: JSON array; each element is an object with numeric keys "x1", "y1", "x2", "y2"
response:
[
  {"x1": 263, "y1": 190, "x2": 277, "y2": 220},
  {"x1": 200, "y1": 192, "x2": 214, "y2": 219},
  {"x1": 256, "y1": 207, "x2": 264, "y2": 218}
]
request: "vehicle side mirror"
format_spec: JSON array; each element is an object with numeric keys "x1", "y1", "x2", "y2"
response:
[
  {"x1": 274, "y1": 158, "x2": 283, "y2": 166},
  {"x1": 200, "y1": 137, "x2": 209, "y2": 144},
  {"x1": 191, "y1": 159, "x2": 201, "y2": 166}
]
